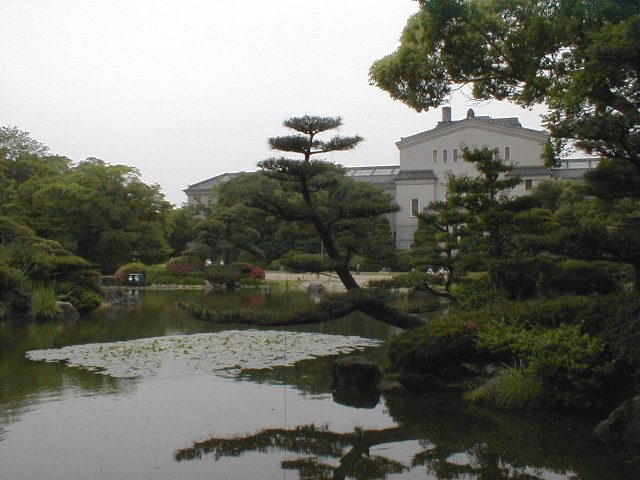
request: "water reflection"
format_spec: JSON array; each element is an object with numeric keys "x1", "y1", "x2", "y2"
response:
[
  {"x1": 2, "y1": 290, "x2": 639, "y2": 479},
  {"x1": 175, "y1": 393, "x2": 639, "y2": 480},
  {"x1": 176, "y1": 424, "x2": 408, "y2": 479}
]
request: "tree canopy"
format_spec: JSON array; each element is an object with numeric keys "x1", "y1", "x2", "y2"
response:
[
  {"x1": 369, "y1": 0, "x2": 640, "y2": 169},
  {"x1": 0, "y1": 127, "x2": 172, "y2": 273}
]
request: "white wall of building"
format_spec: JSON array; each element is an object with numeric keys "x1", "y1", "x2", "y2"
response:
[{"x1": 394, "y1": 179, "x2": 436, "y2": 249}]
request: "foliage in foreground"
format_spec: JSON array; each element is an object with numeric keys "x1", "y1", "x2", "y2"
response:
[
  {"x1": 0, "y1": 216, "x2": 102, "y2": 317},
  {"x1": 389, "y1": 293, "x2": 640, "y2": 410}
]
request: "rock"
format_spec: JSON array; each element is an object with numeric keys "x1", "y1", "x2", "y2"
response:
[
  {"x1": 306, "y1": 282, "x2": 326, "y2": 295},
  {"x1": 595, "y1": 396, "x2": 640, "y2": 447},
  {"x1": 56, "y1": 301, "x2": 80, "y2": 321},
  {"x1": 376, "y1": 380, "x2": 405, "y2": 393},
  {"x1": 332, "y1": 356, "x2": 381, "y2": 391}
]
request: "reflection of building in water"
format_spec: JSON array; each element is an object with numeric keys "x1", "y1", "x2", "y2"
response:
[{"x1": 185, "y1": 108, "x2": 596, "y2": 249}]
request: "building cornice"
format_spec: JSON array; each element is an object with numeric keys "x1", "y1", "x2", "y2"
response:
[{"x1": 396, "y1": 118, "x2": 548, "y2": 150}]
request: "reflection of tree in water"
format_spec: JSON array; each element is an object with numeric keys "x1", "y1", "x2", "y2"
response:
[
  {"x1": 175, "y1": 423, "x2": 552, "y2": 480},
  {"x1": 414, "y1": 444, "x2": 552, "y2": 480},
  {"x1": 176, "y1": 424, "x2": 407, "y2": 479},
  {"x1": 175, "y1": 393, "x2": 640, "y2": 479}
]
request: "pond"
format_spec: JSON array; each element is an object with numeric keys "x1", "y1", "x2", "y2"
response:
[{"x1": 0, "y1": 289, "x2": 638, "y2": 479}]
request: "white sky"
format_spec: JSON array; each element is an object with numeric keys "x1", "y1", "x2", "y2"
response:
[{"x1": 1, "y1": 0, "x2": 546, "y2": 205}]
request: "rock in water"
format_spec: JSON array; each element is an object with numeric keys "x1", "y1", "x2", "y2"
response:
[
  {"x1": 595, "y1": 396, "x2": 640, "y2": 448},
  {"x1": 332, "y1": 356, "x2": 381, "y2": 391},
  {"x1": 56, "y1": 301, "x2": 80, "y2": 321}
]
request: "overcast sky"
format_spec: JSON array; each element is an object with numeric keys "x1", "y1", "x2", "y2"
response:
[{"x1": 1, "y1": 0, "x2": 546, "y2": 205}]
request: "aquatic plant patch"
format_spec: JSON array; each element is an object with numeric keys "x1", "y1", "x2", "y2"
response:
[{"x1": 25, "y1": 330, "x2": 382, "y2": 379}]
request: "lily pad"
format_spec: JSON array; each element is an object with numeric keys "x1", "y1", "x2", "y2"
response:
[{"x1": 26, "y1": 330, "x2": 382, "y2": 379}]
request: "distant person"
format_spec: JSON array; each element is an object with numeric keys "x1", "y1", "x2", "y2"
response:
[{"x1": 356, "y1": 264, "x2": 360, "y2": 275}]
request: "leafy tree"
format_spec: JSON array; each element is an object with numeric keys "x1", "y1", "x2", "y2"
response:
[
  {"x1": 0, "y1": 125, "x2": 49, "y2": 160},
  {"x1": 411, "y1": 148, "x2": 560, "y2": 298},
  {"x1": 10, "y1": 155, "x2": 173, "y2": 273},
  {"x1": 167, "y1": 205, "x2": 201, "y2": 256},
  {"x1": 186, "y1": 115, "x2": 424, "y2": 330},
  {"x1": 444, "y1": 147, "x2": 520, "y2": 263},
  {"x1": 413, "y1": 199, "x2": 465, "y2": 292},
  {"x1": 214, "y1": 172, "x2": 317, "y2": 263},
  {"x1": 191, "y1": 204, "x2": 264, "y2": 265},
  {"x1": 553, "y1": 187, "x2": 640, "y2": 291},
  {"x1": 252, "y1": 115, "x2": 398, "y2": 291},
  {"x1": 369, "y1": 0, "x2": 640, "y2": 170}
]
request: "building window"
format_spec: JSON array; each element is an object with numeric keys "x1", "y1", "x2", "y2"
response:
[
  {"x1": 432, "y1": 150, "x2": 438, "y2": 163},
  {"x1": 453, "y1": 148, "x2": 458, "y2": 162},
  {"x1": 524, "y1": 179, "x2": 533, "y2": 191},
  {"x1": 494, "y1": 147, "x2": 500, "y2": 160},
  {"x1": 504, "y1": 146, "x2": 510, "y2": 161},
  {"x1": 410, "y1": 198, "x2": 419, "y2": 217},
  {"x1": 442, "y1": 149, "x2": 448, "y2": 163}
]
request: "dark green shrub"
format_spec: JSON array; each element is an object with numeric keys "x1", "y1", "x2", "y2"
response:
[
  {"x1": 390, "y1": 295, "x2": 442, "y2": 314},
  {"x1": 576, "y1": 292, "x2": 640, "y2": 395},
  {"x1": 503, "y1": 296, "x2": 592, "y2": 328},
  {"x1": 204, "y1": 266, "x2": 242, "y2": 287},
  {"x1": 368, "y1": 270, "x2": 440, "y2": 289},
  {"x1": 451, "y1": 274, "x2": 505, "y2": 310},
  {"x1": 114, "y1": 262, "x2": 147, "y2": 283},
  {"x1": 388, "y1": 316, "x2": 479, "y2": 376},
  {"x1": 56, "y1": 282, "x2": 103, "y2": 314},
  {"x1": 540, "y1": 260, "x2": 618, "y2": 295},
  {"x1": 279, "y1": 253, "x2": 336, "y2": 273},
  {"x1": 145, "y1": 264, "x2": 205, "y2": 285},
  {"x1": 0, "y1": 260, "x2": 28, "y2": 290},
  {"x1": 476, "y1": 322, "x2": 613, "y2": 409},
  {"x1": 490, "y1": 256, "x2": 545, "y2": 300},
  {"x1": 76, "y1": 291, "x2": 103, "y2": 313}
]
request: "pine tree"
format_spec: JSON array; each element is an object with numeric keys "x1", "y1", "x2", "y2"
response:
[{"x1": 253, "y1": 116, "x2": 397, "y2": 291}]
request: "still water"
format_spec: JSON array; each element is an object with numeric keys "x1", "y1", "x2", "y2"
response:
[{"x1": 1, "y1": 289, "x2": 638, "y2": 479}]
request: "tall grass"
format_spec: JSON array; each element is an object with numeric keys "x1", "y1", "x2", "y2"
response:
[
  {"x1": 30, "y1": 285, "x2": 60, "y2": 320},
  {"x1": 466, "y1": 366, "x2": 543, "y2": 409}
]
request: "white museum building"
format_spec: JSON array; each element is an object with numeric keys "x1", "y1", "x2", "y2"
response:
[{"x1": 184, "y1": 108, "x2": 595, "y2": 249}]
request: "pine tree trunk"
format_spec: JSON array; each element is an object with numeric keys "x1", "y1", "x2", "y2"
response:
[
  {"x1": 356, "y1": 300, "x2": 425, "y2": 330},
  {"x1": 335, "y1": 265, "x2": 359, "y2": 291}
]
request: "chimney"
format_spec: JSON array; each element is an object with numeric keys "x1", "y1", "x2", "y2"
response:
[{"x1": 442, "y1": 106, "x2": 452, "y2": 122}]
